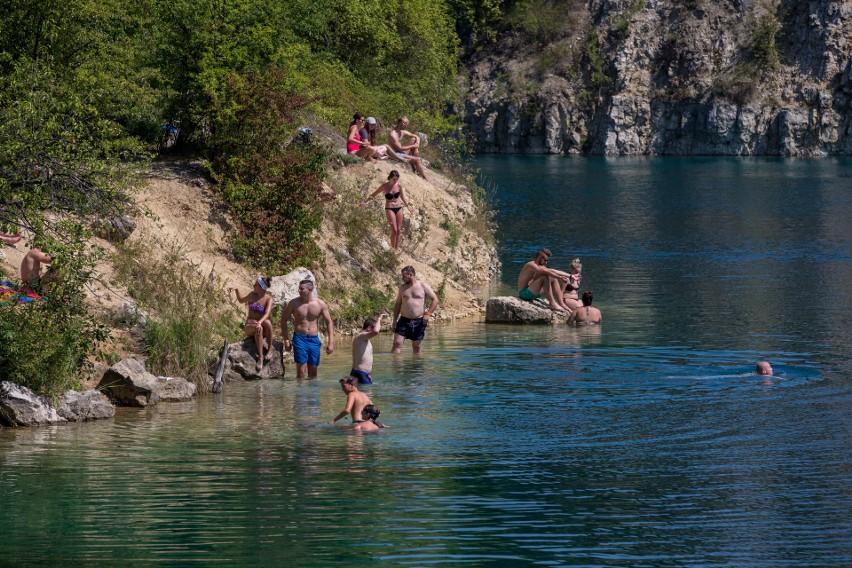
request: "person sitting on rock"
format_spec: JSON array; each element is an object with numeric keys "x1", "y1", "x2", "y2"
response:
[
  {"x1": 388, "y1": 116, "x2": 430, "y2": 181},
  {"x1": 566, "y1": 291, "x2": 602, "y2": 325},
  {"x1": 517, "y1": 248, "x2": 571, "y2": 312},
  {"x1": 228, "y1": 276, "x2": 274, "y2": 372}
]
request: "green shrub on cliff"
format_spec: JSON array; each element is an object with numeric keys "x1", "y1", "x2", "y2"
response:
[{"x1": 209, "y1": 69, "x2": 330, "y2": 273}]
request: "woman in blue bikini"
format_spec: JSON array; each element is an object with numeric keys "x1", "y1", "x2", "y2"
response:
[
  {"x1": 228, "y1": 276, "x2": 274, "y2": 371},
  {"x1": 360, "y1": 170, "x2": 413, "y2": 250}
]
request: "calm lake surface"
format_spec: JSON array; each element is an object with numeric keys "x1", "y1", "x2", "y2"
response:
[{"x1": 2, "y1": 157, "x2": 851, "y2": 566}]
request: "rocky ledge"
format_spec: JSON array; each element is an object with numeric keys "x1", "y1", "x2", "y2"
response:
[{"x1": 485, "y1": 296, "x2": 568, "y2": 324}]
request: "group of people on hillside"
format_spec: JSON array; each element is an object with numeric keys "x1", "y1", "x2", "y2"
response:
[
  {"x1": 517, "y1": 248, "x2": 602, "y2": 324},
  {"x1": 346, "y1": 114, "x2": 430, "y2": 182},
  {"x1": 230, "y1": 265, "x2": 439, "y2": 431}
]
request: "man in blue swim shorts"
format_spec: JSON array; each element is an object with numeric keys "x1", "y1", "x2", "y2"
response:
[
  {"x1": 281, "y1": 279, "x2": 335, "y2": 378},
  {"x1": 392, "y1": 266, "x2": 439, "y2": 354}
]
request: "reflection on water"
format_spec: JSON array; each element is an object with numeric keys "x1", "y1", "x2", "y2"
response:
[{"x1": 2, "y1": 157, "x2": 851, "y2": 566}]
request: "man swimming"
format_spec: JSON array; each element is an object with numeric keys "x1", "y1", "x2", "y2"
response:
[
  {"x1": 351, "y1": 314, "x2": 383, "y2": 384},
  {"x1": 517, "y1": 248, "x2": 571, "y2": 311},
  {"x1": 756, "y1": 361, "x2": 773, "y2": 376},
  {"x1": 331, "y1": 376, "x2": 373, "y2": 425},
  {"x1": 566, "y1": 291, "x2": 602, "y2": 325}
]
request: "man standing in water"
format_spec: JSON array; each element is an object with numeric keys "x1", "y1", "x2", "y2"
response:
[
  {"x1": 517, "y1": 248, "x2": 571, "y2": 311},
  {"x1": 566, "y1": 291, "x2": 602, "y2": 325},
  {"x1": 392, "y1": 266, "x2": 438, "y2": 354},
  {"x1": 350, "y1": 314, "x2": 384, "y2": 384},
  {"x1": 281, "y1": 279, "x2": 335, "y2": 379}
]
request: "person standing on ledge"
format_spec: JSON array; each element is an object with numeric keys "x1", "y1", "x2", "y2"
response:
[
  {"x1": 392, "y1": 266, "x2": 438, "y2": 354},
  {"x1": 517, "y1": 248, "x2": 571, "y2": 312},
  {"x1": 281, "y1": 279, "x2": 335, "y2": 379},
  {"x1": 350, "y1": 315, "x2": 384, "y2": 384},
  {"x1": 566, "y1": 291, "x2": 602, "y2": 325}
]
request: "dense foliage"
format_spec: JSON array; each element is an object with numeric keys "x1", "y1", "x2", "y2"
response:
[{"x1": 0, "y1": 0, "x2": 470, "y2": 394}]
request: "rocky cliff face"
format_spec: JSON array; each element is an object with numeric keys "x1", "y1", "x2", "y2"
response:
[{"x1": 464, "y1": 0, "x2": 852, "y2": 155}]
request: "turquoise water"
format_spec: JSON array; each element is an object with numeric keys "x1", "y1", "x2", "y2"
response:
[{"x1": 2, "y1": 157, "x2": 851, "y2": 566}]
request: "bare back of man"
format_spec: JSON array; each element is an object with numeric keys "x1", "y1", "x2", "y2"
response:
[
  {"x1": 20, "y1": 248, "x2": 52, "y2": 285},
  {"x1": 566, "y1": 291, "x2": 602, "y2": 325}
]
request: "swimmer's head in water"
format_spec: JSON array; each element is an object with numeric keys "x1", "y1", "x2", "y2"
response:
[
  {"x1": 362, "y1": 405, "x2": 380, "y2": 420},
  {"x1": 363, "y1": 317, "x2": 376, "y2": 330},
  {"x1": 582, "y1": 291, "x2": 593, "y2": 306},
  {"x1": 756, "y1": 361, "x2": 773, "y2": 376},
  {"x1": 388, "y1": 170, "x2": 400, "y2": 180}
]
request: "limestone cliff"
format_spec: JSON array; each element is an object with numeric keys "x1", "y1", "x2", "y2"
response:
[{"x1": 463, "y1": 0, "x2": 852, "y2": 155}]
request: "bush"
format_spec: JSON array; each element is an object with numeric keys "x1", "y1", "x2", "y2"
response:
[
  {"x1": 112, "y1": 239, "x2": 240, "y2": 389},
  {"x1": 0, "y1": 281, "x2": 106, "y2": 398},
  {"x1": 209, "y1": 69, "x2": 331, "y2": 274}
]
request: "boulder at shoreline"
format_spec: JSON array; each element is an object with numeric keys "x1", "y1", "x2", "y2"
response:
[
  {"x1": 0, "y1": 381, "x2": 66, "y2": 426},
  {"x1": 57, "y1": 390, "x2": 115, "y2": 422},
  {"x1": 97, "y1": 359, "x2": 160, "y2": 407},
  {"x1": 485, "y1": 296, "x2": 567, "y2": 324},
  {"x1": 220, "y1": 339, "x2": 286, "y2": 381}
]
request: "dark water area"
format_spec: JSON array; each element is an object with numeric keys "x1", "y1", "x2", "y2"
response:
[{"x1": 2, "y1": 157, "x2": 851, "y2": 566}]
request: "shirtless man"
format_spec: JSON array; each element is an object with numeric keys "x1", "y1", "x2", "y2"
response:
[
  {"x1": 517, "y1": 248, "x2": 571, "y2": 311},
  {"x1": 566, "y1": 291, "x2": 602, "y2": 325},
  {"x1": 331, "y1": 376, "x2": 373, "y2": 426},
  {"x1": 281, "y1": 279, "x2": 335, "y2": 379},
  {"x1": 20, "y1": 247, "x2": 52, "y2": 286},
  {"x1": 388, "y1": 116, "x2": 430, "y2": 181},
  {"x1": 351, "y1": 315, "x2": 383, "y2": 384},
  {"x1": 392, "y1": 266, "x2": 438, "y2": 354}
]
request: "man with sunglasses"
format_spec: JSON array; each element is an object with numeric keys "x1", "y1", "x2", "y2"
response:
[{"x1": 517, "y1": 248, "x2": 571, "y2": 312}]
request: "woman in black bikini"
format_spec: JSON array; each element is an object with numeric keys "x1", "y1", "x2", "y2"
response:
[
  {"x1": 360, "y1": 170, "x2": 413, "y2": 250},
  {"x1": 228, "y1": 276, "x2": 274, "y2": 371}
]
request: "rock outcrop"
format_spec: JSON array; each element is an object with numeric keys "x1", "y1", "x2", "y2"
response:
[
  {"x1": 464, "y1": 0, "x2": 852, "y2": 156},
  {"x1": 269, "y1": 268, "x2": 317, "y2": 307},
  {"x1": 57, "y1": 390, "x2": 115, "y2": 422},
  {"x1": 219, "y1": 339, "x2": 286, "y2": 381},
  {"x1": 0, "y1": 382, "x2": 66, "y2": 426},
  {"x1": 98, "y1": 359, "x2": 160, "y2": 407},
  {"x1": 485, "y1": 296, "x2": 568, "y2": 324},
  {"x1": 156, "y1": 377, "x2": 198, "y2": 402}
]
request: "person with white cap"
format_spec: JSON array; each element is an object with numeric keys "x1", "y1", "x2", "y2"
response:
[{"x1": 228, "y1": 276, "x2": 274, "y2": 371}]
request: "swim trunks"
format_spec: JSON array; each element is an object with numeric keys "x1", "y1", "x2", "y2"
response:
[
  {"x1": 350, "y1": 369, "x2": 373, "y2": 385},
  {"x1": 394, "y1": 151, "x2": 410, "y2": 160},
  {"x1": 519, "y1": 287, "x2": 543, "y2": 301},
  {"x1": 291, "y1": 333, "x2": 321, "y2": 366},
  {"x1": 394, "y1": 316, "x2": 427, "y2": 342}
]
